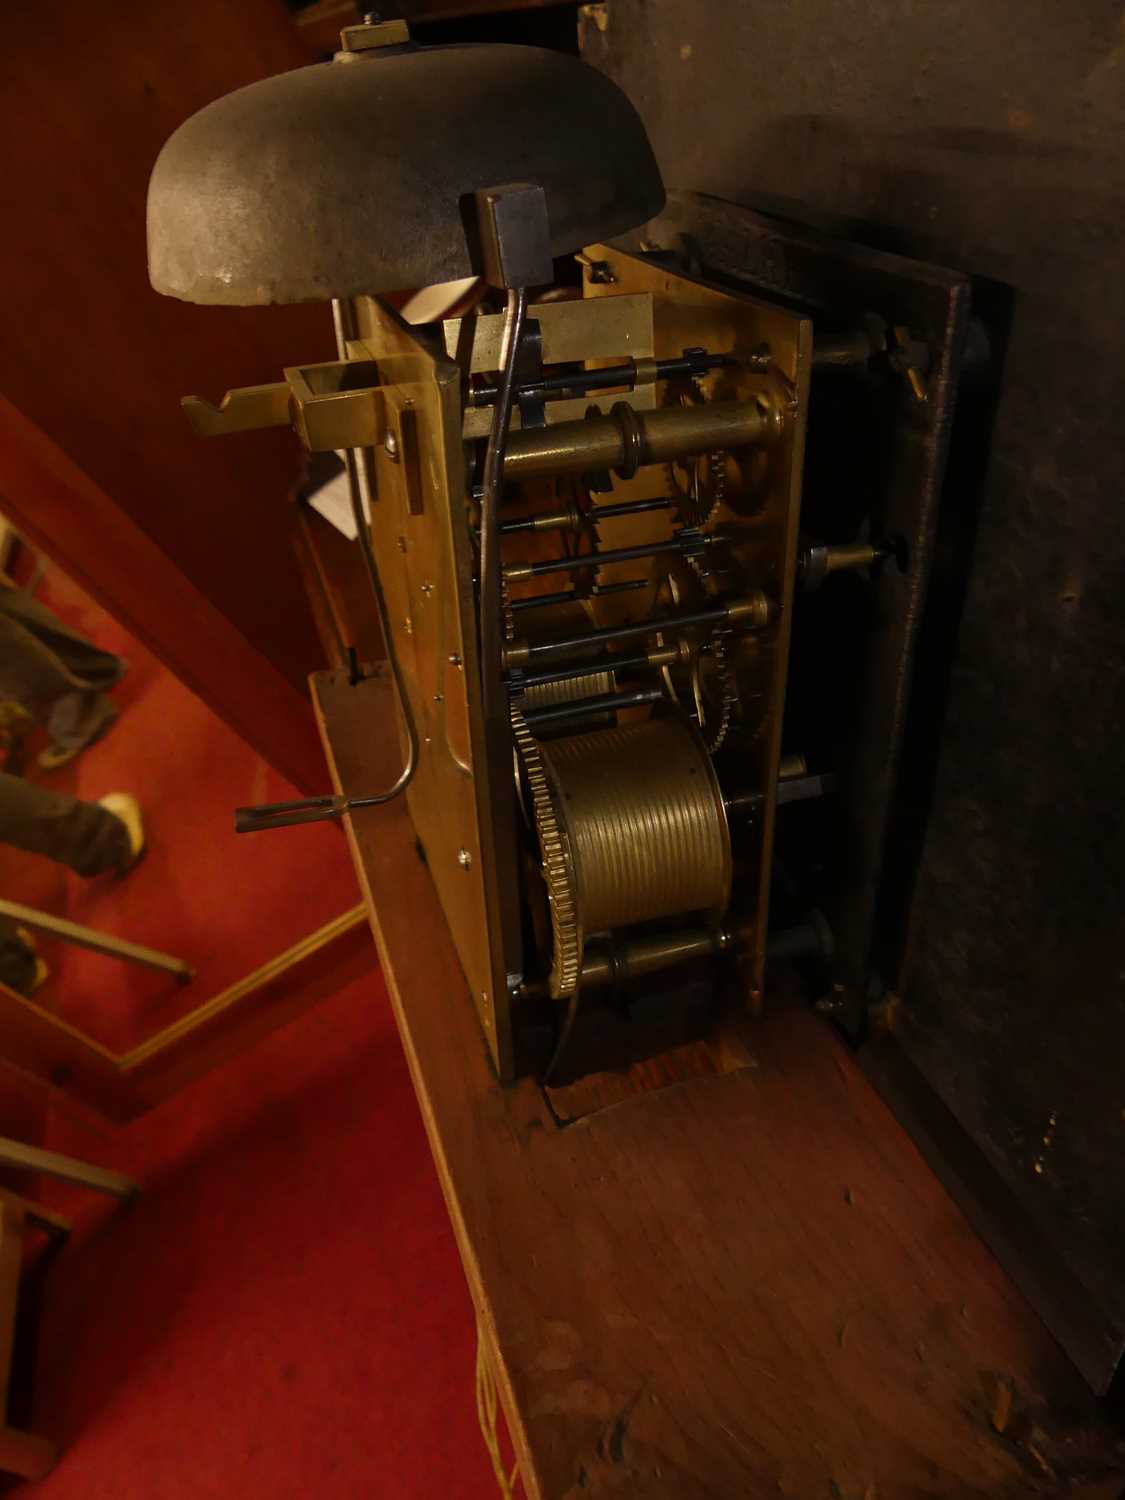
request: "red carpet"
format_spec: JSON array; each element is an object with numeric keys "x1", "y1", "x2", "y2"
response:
[
  {"x1": 0, "y1": 564, "x2": 495, "y2": 1495},
  {"x1": 29, "y1": 970, "x2": 494, "y2": 1499},
  {"x1": 0, "y1": 564, "x2": 359, "y2": 1052}
]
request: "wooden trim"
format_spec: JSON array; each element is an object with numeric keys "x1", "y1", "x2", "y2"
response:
[
  {"x1": 0, "y1": 1188, "x2": 70, "y2": 1242},
  {"x1": 120, "y1": 905, "x2": 372, "y2": 1112},
  {"x1": 0, "y1": 1200, "x2": 23, "y2": 1414},
  {"x1": 0, "y1": 986, "x2": 127, "y2": 1121},
  {"x1": 0, "y1": 397, "x2": 327, "y2": 795},
  {"x1": 0, "y1": 907, "x2": 373, "y2": 1122},
  {"x1": 0, "y1": 1138, "x2": 137, "y2": 1204},
  {"x1": 0, "y1": 1192, "x2": 61, "y2": 1480},
  {"x1": 0, "y1": 1427, "x2": 56, "y2": 1483}
]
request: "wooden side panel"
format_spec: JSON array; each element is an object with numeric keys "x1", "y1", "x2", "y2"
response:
[
  {"x1": 315, "y1": 665, "x2": 1123, "y2": 1500},
  {"x1": 120, "y1": 906, "x2": 374, "y2": 1114},
  {"x1": 0, "y1": 977, "x2": 128, "y2": 1123},
  {"x1": 0, "y1": 0, "x2": 335, "y2": 696},
  {"x1": 0, "y1": 907, "x2": 373, "y2": 1123}
]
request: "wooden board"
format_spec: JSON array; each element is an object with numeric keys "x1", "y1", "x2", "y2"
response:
[
  {"x1": 0, "y1": 907, "x2": 372, "y2": 1123},
  {"x1": 315, "y1": 665, "x2": 1124, "y2": 1499}
]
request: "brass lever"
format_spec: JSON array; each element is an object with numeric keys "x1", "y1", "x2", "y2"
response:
[
  {"x1": 182, "y1": 363, "x2": 386, "y2": 451},
  {"x1": 182, "y1": 383, "x2": 291, "y2": 437}
]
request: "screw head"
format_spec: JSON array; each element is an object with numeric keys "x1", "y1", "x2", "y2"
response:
[
  {"x1": 457, "y1": 847, "x2": 472, "y2": 869},
  {"x1": 384, "y1": 430, "x2": 399, "y2": 460},
  {"x1": 448, "y1": 653, "x2": 462, "y2": 667}
]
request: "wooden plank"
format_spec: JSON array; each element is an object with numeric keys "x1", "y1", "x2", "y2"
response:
[
  {"x1": 0, "y1": 1200, "x2": 23, "y2": 1416},
  {"x1": 0, "y1": 907, "x2": 372, "y2": 1122},
  {"x1": 0, "y1": 1428, "x2": 57, "y2": 1483},
  {"x1": 119, "y1": 905, "x2": 374, "y2": 1113},
  {"x1": 0, "y1": 1189, "x2": 70, "y2": 1244},
  {"x1": 0, "y1": 1194, "x2": 59, "y2": 1481},
  {"x1": 0, "y1": 982, "x2": 129, "y2": 1123},
  {"x1": 0, "y1": 1063, "x2": 50, "y2": 1169},
  {"x1": 0, "y1": 1139, "x2": 136, "y2": 1205},
  {"x1": 314, "y1": 666, "x2": 1124, "y2": 1499}
]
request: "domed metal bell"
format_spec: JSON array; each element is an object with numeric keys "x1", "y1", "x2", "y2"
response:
[{"x1": 147, "y1": 44, "x2": 665, "y2": 306}]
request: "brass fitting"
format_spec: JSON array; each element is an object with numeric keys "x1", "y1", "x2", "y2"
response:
[{"x1": 502, "y1": 396, "x2": 784, "y2": 482}]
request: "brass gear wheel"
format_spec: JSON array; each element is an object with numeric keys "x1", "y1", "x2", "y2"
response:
[
  {"x1": 500, "y1": 573, "x2": 516, "y2": 643},
  {"x1": 656, "y1": 563, "x2": 740, "y2": 754},
  {"x1": 666, "y1": 377, "x2": 728, "y2": 530},
  {"x1": 694, "y1": 629, "x2": 738, "y2": 755},
  {"x1": 509, "y1": 704, "x2": 581, "y2": 1000}
]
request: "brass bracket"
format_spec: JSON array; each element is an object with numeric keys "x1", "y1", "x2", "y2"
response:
[{"x1": 181, "y1": 360, "x2": 387, "y2": 452}]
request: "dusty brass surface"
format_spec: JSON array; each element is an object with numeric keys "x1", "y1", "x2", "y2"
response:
[
  {"x1": 779, "y1": 751, "x2": 809, "y2": 781},
  {"x1": 285, "y1": 363, "x2": 386, "y2": 451},
  {"x1": 337, "y1": 18, "x2": 410, "y2": 53},
  {"x1": 182, "y1": 360, "x2": 386, "y2": 451},
  {"x1": 181, "y1": 382, "x2": 291, "y2": 436},
  {"x1": 519, "y1": 603, "x2": 616, "y2": 713},
  {"x1": 582, "y1": 243, "x2": 812, "y2": 1003},
  {"x1": 540, "y1": 715, "x2": 732, "y2": 959},
  {"x1": 521, "y1": 924, "x2": 729, "y2": 999},
  {"x1": 579, "y1": 927, "x2": 728, "y2": 988},
  {"x1": 824, "y1": 541, "x2": 883, "y2": 575},
  {"x1": 501, "y1": 398, "x2": 781, "y2": 481},
  {"x1": 511, "y1": 704, "x2": 581, "y2": 1001},
  {"x1": 343, "y1": 298, "x2": 517, "y2": 1078},
  {"x1": 445, "y1": 293, "x2": 657, "y2": 439}
]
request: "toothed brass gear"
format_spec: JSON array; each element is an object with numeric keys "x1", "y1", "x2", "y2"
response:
[
  {"x1": 500, "y1": 574, "x2": 516, "y2": 642},
  {"x1": 696, "y1": 630, "x2": 738, "y2": 755},
  {"x1": 666, "y1": 377, "x2": 728, "y2": 530},
  {"x1": 681, "y1": 553, "x2": 740, "y2": 752},
  {"x1": 656, "y1": 559, "x2": 740, "y2": 754},
  {"x1": 509, "y1": 704, "x2": 582, "y2": 1000}
]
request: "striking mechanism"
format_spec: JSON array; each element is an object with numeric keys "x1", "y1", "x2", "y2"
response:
[{"x1": 151, "y1": 24, "x2": 911, "y2": 1085}]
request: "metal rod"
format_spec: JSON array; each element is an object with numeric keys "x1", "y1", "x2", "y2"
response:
[
  {"x1": 479, "y1": 287, "x2": 528, "y2": 729},
  {"x1": 502, "y1": 398, "x2": 781, "y2": 481},
  {"x1": 523, "y1": 685, "x2": 664, "y2": 729},
  {"x1": 0, "y1": 898, "x2": 193, "y2": 982},
  {"x1": 509, "y1": 579, "x2": 648, "y2": 613},
  {"x1": 776, "y1": 772, "x2": 837, "y2": 805},
  {"x1": 335, "y1": 298, "x2": 419, "y2": 800},
  {"x1": 507, "y1": 597, "x2": 766, "y2": 665},
  {"x1": 512, "y1": 644, "x2": 679, "y2": 692},
  {"x1": 498, "y1": 495, "x2": 675, "y2": 536},
  {"x1": 468, "y1": 350, "x2": 730, "y2": 408},
  {"x1": 521, "y1": 924, "x2": 732, "y2": 1001},
  {"x1": 234, "y1": 780, "x2": 430, "y2": 833},
  {"x1": 766, "y1": 911, "x2": 834, "y2": 963},
  {"x1": 725, "y1": 771, "x2": 836, "y2": 819},
  {"x1": 505, "y1": 533, "x2": 706, "y2": 582},
  {"x1": 235, "y1": 298, "x2": 421, "y2": 836},
  {"x1": 589, "y1": 496, "x2": 679, "y2": 522}
]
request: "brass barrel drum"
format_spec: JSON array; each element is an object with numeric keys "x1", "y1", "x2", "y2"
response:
[{"x1": 528, "y1": 714, "x2": 732, "y2": 999}]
